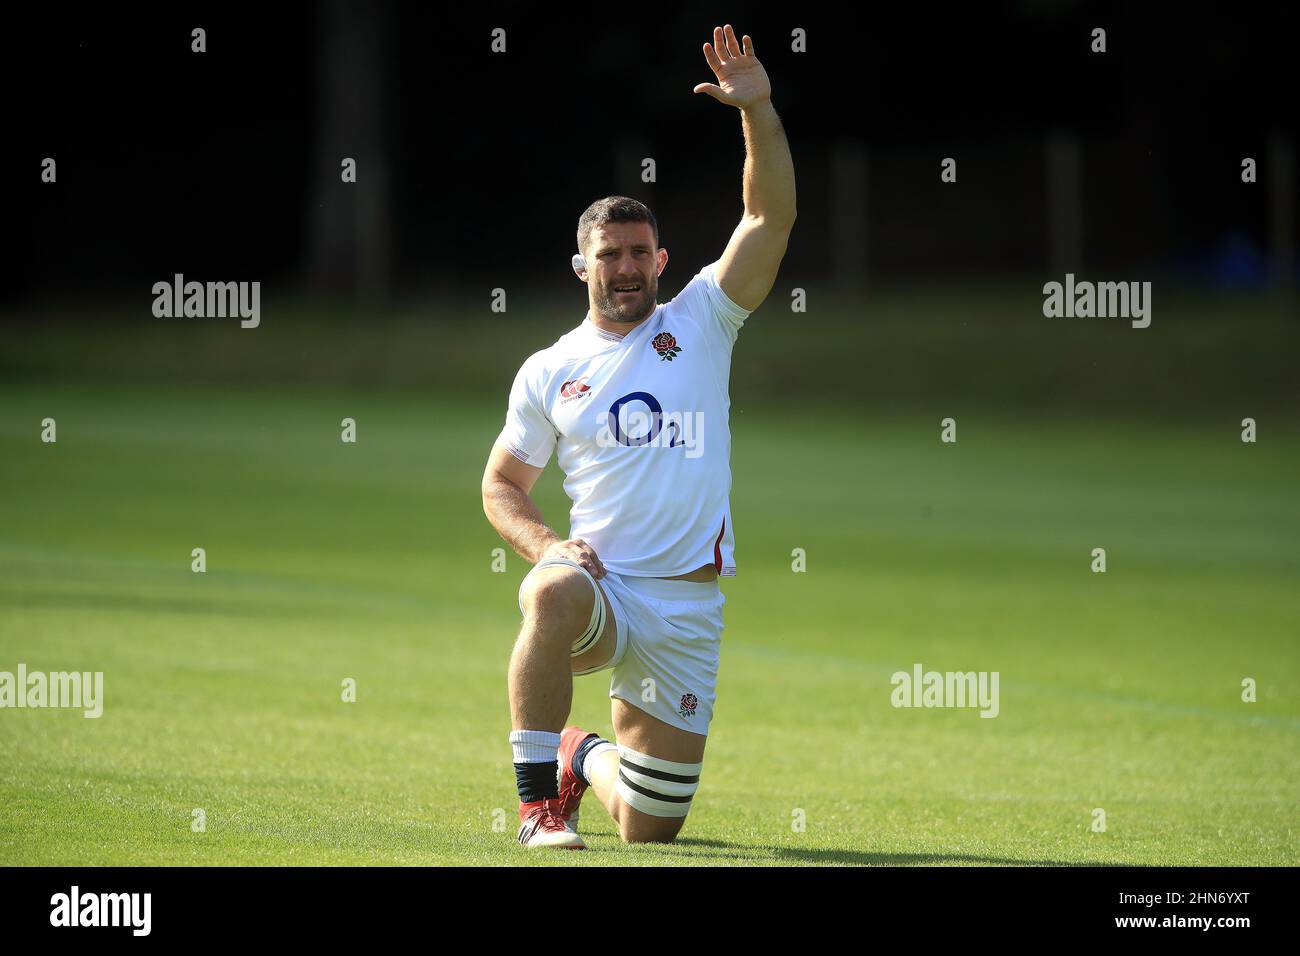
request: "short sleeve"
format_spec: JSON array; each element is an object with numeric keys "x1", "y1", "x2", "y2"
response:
[
  {"x1": 678, "y1": 260, "x2": 753, "y2": 348},
  {"x1": 499, "y1": 357, "x2": 558, "y2": 468}
]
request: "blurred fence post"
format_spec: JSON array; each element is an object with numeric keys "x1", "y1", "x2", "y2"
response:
[
  {"x1": 830, "y1": 142, "x2": 868, "y2": 296},
  {"x1": 1267, "y1": 132, "x2": 1296, "y2": 305},
  {"x1": 1046, "y1": 130, "x2": 1083, "y2": 275},
  {"x1": 305, "y1": 0, "x2": 391, "y2": 307}
]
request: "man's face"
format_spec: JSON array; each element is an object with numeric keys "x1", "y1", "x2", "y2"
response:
[{"x1": 585, "y1": 222, "x2": 663, "y2": 324}]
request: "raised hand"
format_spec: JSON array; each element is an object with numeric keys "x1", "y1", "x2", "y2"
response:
[{"x1": 693, "y1": 24, "x2": 771, "y2": 110}]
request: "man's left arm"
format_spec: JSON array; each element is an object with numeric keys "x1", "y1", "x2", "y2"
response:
[{"x1": 694, "y1": 24, "x2": 797, "y2": 313}]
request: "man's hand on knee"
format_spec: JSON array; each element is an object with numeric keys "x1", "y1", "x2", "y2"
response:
[{"x1": 539, "y1": 538, "x2": 607, "y2": 581}]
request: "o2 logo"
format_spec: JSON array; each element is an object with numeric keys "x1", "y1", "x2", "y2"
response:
[
  {"x1": 595, "y1": 391, "x2": 704, "y2": 458},
  {"x1": 607, "y1": 391, "x2": 674, "y2": 447}
]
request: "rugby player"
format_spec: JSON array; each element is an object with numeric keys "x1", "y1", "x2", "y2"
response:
[{"x1": 481, "y1": 24, "x2": 795, "y2": 848}]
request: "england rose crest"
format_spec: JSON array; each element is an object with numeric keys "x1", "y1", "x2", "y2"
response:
[
  {"x1": 652, "y1": 331, "x2": 682, "y2": 361},
  {"x1": 679, "y1": 692, "x2": 699, "y2": 718}
]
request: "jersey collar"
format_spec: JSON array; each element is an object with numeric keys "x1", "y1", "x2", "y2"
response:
[{"x1": 580, "y1": 304, "x2": 661, "y2": 346}]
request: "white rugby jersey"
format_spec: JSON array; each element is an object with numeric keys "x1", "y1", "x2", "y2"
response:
[{"x1": 499, "y1": 261, "x2": 751, "y2": 578}]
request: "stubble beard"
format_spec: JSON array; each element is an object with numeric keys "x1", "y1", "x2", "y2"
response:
[{"x1": 596, "y1": 276, "x2": 657, "y2": 326}]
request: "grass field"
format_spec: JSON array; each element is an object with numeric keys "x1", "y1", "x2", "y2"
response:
[{"x1": 1, "y1": 383, "x2": 1297, "y2": 865}]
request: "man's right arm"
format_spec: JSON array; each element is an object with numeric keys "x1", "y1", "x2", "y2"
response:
[{"x1": 481, "y1": 441, "x2": 608, "y2": 579}]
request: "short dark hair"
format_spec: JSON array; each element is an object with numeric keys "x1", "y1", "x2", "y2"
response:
[{"x1": 576, "y1": 196, "x2": 659, "y2": 256}]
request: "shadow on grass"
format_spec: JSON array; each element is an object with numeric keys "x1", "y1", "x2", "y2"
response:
[{"x1": 613, "y1": 837, "x2": 1132, "y2": 867}]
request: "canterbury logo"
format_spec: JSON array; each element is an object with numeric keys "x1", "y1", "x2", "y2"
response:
[{"x1": 560, "y1": 378, "x2": 591, "y2": 401}]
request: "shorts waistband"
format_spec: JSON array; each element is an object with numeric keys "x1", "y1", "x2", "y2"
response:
[{"x1": 616, "y1": 574, "x2": 721, "y2": 601}]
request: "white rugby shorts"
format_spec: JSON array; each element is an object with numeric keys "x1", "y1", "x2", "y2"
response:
[{"x1": 519, "y1": 565, "x2": 725, "y2": 735}]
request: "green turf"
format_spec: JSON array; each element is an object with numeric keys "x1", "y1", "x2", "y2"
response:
[{"x1": 1, "y1": 384, "x2": 1296, "y2": 865}]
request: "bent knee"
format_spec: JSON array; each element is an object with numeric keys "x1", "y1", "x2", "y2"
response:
[
  {"x1": 520, "y1": 566, "x2": 594, "y2": 624},
  {"x1": 614, "y1": 745, "x2": 702, "y2": 843},
  {"x1": 619, "y1": 813, "x2": 686, "y2": 844}
]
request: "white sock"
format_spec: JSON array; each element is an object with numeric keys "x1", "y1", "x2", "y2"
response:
[
  {"x1": 509, "y1": 729, "x2": 560, "y2": 764},
  {"x1": 581, "y1": 739, "x2": 617, "y2": 784}
]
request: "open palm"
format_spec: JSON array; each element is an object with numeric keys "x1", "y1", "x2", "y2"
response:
[{"x1": 694, "y1": 24, "x2": 771, "y2": 109}]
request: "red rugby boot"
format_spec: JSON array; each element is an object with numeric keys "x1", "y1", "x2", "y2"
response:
[
  {"x1": 557, "y1": 726, "x2": 599, "y2": 832},
  {"x1": 517, "y1": 797, "x2": 585, "y2": 849}
]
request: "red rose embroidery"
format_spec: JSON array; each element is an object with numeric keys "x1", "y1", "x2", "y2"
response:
[{"x1": 652, "y1": 331, "x2": 682, "y2": 361}]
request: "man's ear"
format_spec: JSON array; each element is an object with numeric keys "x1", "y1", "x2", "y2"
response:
[
  {"x1": 572, "y1": 254, "x2": 587, "y2": 281},
  {"x1": 656, "y1": 247, "x2": 668, "y2": 277}
]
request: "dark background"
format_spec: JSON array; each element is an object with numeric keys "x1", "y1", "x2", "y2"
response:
[
  {"x1": 5, "y1": 0, "x2": 1297, "y2": 411},
  {"x1": 11, "y1": 1, "x2": 1297, "y2": 300}
]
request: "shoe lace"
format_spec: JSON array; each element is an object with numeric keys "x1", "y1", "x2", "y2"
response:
[{"x1": 539, "y1": 801, "x2": 570, "y2": 829}]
